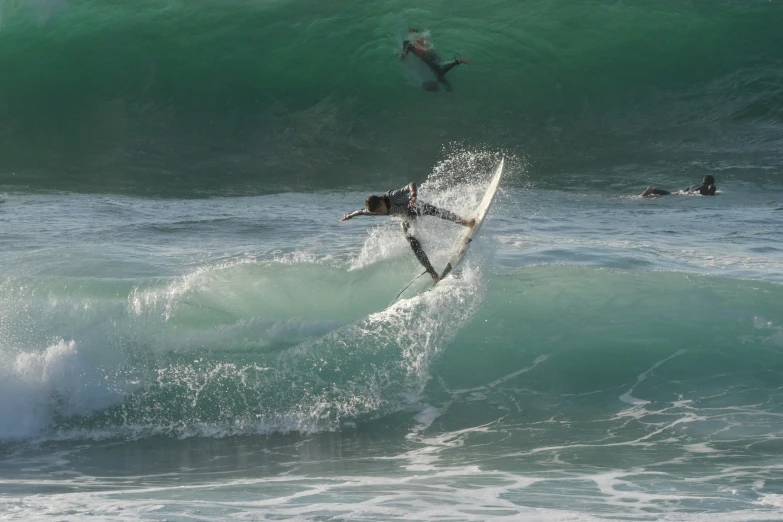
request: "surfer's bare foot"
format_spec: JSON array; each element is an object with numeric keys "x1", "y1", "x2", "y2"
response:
[{"x1": 460, "y1": 218, "x2": 476, "y2": 228}]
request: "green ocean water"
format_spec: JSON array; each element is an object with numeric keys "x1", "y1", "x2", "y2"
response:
[
  {"x1": 1, "y1": 0, "x2": 782, "y2": 194},
  {"x1": 1, "y1": 1, "x2": 783, "y2": 519}
]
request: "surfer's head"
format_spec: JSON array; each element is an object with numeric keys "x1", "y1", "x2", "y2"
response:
[
  {"x1": 406, "y1": 28, "x2": 432, "y2": 50},
  {"x1": 365, "y1": 195, "x2": 388, "y2": 214},
  {"x1": 703, "y1": 175, "x2": 716, "y2": 195}
]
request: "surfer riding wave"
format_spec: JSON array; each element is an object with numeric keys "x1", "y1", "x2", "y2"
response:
[{"x1": 341, "y1": 182, "x2": 475, "y2": 283}]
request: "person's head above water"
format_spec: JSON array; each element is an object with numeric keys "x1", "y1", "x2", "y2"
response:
[
  {"x1": 702, "y1": 174, "x2": 717, "y2": 195},
  {"x1": 365, "y1": 195, "x2": 388, "y2": 214}
]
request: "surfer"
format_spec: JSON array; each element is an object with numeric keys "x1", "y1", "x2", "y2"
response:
[
  {"x1": 398, "y1": 28, "x2": 469, "y2": 92},
  {"x1": 641, "y1": 175, "x2": 717, "y2": 197},
  {"x1": 341, "y1": 182, "x2": 475, "y2": 283}
]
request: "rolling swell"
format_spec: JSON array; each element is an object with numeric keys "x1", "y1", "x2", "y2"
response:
[
  {"x1": 1, "y1": 0, "x2": 782, "y2": 193},
  {"x1": 0, "y1": 259, "x2": 486, "y2": 440},
  {"x1": 1, "y1": 262, "x2": 780, "y2": 442}
]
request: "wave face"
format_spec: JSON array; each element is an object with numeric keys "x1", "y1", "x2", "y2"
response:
[
  {"x1": 1, "y1": 0, "x2": 782, "y2": 193},
  {"x1": 2, "y1": 261, "x2": 781, "y2": 442}
]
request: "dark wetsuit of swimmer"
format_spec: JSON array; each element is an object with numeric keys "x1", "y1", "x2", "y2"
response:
[
  {"x1": 343, "y1": 183, "x2": 464, "y2": 279},
  {"x1": 643, "y1": 176, "x2": 717, "y2": 197},
  {"x1": 401, "y1": 40, "x2": 462, "y2": 92}
]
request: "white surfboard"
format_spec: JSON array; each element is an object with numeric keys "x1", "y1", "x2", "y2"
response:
[
  {"x1": 389, "y1": 158, "x2": 504, "y2": 304},
  {"x1": 439, "y1": 157, "x2": 504, "y2": 281}
]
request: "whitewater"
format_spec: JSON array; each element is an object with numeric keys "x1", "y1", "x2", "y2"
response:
[{"x1": 2, "y1": 0, "x2": 783, "y2": 520}]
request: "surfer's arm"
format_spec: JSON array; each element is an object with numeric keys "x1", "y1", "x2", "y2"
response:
[
  {"x1": 400, "y1": 41, "x2": 411, "y2": 59},
  {"x1": 408, "y1": 182, "x2": 417, "y2": 208},
  {"x1": 341, "y1": 209, "x2": 372, "y2": 221}
]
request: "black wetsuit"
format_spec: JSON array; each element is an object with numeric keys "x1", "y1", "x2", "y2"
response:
[
  {"x1": 645, "y1": 183, "x2": 717, "y2": 197},
  {"x1": 687, "y1": 183, "x2": 717, "y2": 196},
  {"x1": 345, "y1": 183, "x2": 463, "y2": 278},
  {"x1": 402, "y1": 41, "x2": 462, "y2": 92}
]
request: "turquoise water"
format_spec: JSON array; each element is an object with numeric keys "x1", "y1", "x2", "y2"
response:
[
  {"x1": 1, "y1": 0, "x2": 783, "y2": 520},
  {"x1": 2, "y1": 0, "x2": 782, "y2": 193}
]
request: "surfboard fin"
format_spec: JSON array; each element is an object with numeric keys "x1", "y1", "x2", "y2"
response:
[{"x1": 440, "y1": 263, "x2": 453, "y2": 280}]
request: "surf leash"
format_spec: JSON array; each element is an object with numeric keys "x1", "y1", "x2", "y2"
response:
[{"x1": 390, "y1": 270, "x2": 429, "y2": 305}]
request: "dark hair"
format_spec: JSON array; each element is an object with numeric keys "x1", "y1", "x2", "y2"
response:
[
  {"x1": 366, "y1": 195, "x2": 383, "y2": 211},
  {"x1": 703, "y1": 175, "x2": 715, "y2": 186}
]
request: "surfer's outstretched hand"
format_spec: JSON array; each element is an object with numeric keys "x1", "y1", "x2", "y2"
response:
[
  {"x1": 341, "y1": 214, "x2": 351, "y2": 221},
  {"x1": 459, "y1": 218, "x2": 476, "y2": 228}
]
